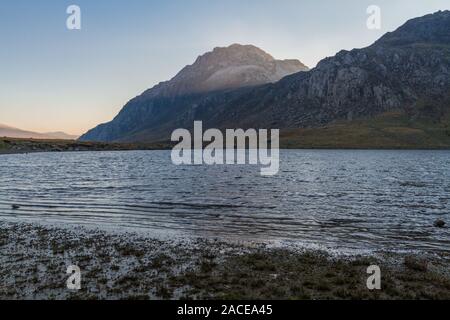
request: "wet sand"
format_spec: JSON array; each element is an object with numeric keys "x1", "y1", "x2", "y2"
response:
[{"x1": 0, "y1": 221, "x2": 449, "y2": 300}]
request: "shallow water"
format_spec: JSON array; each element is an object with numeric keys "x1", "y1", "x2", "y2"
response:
[{"x1": 0, "y1": 150, "x2": 449, "y2": 253}]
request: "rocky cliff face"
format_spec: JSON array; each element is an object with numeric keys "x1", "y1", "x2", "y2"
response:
[
  {"x1": 214, "y1": 10, "x2": 450, "y2": 130},
  {"x1": 80, "y1": 11, "x2": 450, "y2": 143}
]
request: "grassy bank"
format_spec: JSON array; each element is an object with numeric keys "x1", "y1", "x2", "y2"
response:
[
  {"x1": 280, "y1": 111, "x2": 450, "y2": 149},
  {"x1": 0, "y1": 221, "x2": 449, "y2": 300},
  {"x1": 0, "y1": 139, "x2": 6, "y2": 151},
  {"x1": 0, "y1": 137, "x2": 169, "y2": 154}
]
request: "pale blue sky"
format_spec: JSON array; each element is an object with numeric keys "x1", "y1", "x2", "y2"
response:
[{"x1": 1, "y1": 0, "x2": 449, "y2": 135}]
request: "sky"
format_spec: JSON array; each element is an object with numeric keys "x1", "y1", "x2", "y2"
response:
[{"x1": 0, "y1": 0, "x2": 449, "y2": 135}]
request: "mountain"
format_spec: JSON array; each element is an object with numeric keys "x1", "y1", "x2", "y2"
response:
[
  {"x1": 209, "y1": 11, "x2": 450, "y2": 127},
  {"x1": 79, "y1": 44, "x2": 309, "y2": 142},
  {"x1": 147, "y1": 44, "x2": 308, "y2": 97},
  {"x1": 80, "y1": 11, "x2": 450, "y2": 148},
  {"x1": 0, "y1": 124, "x2": 78, "y2": 140}
]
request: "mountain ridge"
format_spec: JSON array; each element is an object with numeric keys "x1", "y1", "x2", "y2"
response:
[
  {"x1": 80, "y1": 11, "x2": 450, "y2": 146},
  {"x1": 0, "y1": 123, "x2": 78, "y2": 140}
]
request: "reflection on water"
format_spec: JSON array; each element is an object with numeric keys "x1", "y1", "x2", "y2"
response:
[{"x1": 0, "y1": 150, "x2": 449, "y2": 253}]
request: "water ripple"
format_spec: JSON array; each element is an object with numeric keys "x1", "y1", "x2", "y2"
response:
[{"x1": 0, "y1": 149, "x2": 449, "y2": 253}]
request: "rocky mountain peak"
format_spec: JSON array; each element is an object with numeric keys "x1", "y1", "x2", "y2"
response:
[
  {"x1": 145, "y1": 44, "x2": 309, "y2": 97},
  {"x1": 200, "y1": 44, "x2": 276, "y2": 65}
]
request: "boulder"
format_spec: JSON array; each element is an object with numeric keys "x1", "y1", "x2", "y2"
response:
[{"x1": 434, "y1": 219, "x2": 446, "y2": 228}]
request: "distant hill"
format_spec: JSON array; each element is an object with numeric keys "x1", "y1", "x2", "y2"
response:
[
  {"x1": 0, "y1": 124, "x2": 78, "y2": 140},
  {"x1": 80, "y1": 11, "x2": 450, "y2": 149}
]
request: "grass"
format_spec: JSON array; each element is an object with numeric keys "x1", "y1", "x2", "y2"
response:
[
  {"x1": 280, "y1": 110, "x2": 450, "y2": 149},
  {"x1": 0, "y1": 139, "x2": 6, "y2": 150},
  {"x1": 0, "y1": 137, "x2": 169, "y2": 154},
  {"x1": 1, "y1": 222, "x2": 449, "y2": 300},
  {"x1": 170, "y1": 250, "x2": 450, "y2": 300}
]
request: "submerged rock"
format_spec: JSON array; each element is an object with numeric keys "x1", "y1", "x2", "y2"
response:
[{"x1": 434, "y1": 219, "x2": 446, "y2": 228}]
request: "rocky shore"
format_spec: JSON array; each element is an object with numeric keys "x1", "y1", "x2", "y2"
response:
[{"x1": 0, "y1": 221, "x2": 449, "y2": 300}]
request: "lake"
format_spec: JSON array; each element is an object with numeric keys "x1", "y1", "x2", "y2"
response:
[{"x1": 0, "y1": 150, "x2": 449, "y2": 254}]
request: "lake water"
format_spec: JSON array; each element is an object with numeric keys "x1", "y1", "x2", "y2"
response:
[{"x1": 0, "y1": 150, "x2": 449, "y2": 254}]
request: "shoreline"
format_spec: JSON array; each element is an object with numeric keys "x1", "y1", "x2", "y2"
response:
[
  {"x1": 0, "y1": 137, "x2": 170, "y2": 155},
  {"x1": 2, "y1": 137, "x2": 450, "y2": 156},
  {"x1": 3, "y1": 147, "x2": 450, "y2": 157},
  {"x1": 1, "y1": 220, "x2": 449, "y2": 300}
]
